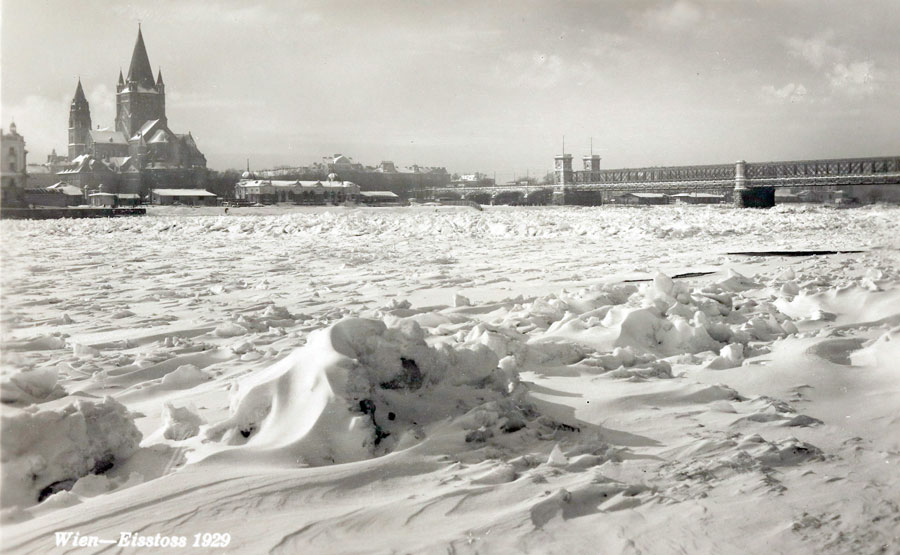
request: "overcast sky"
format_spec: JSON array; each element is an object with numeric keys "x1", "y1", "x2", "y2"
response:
[{"x1": 2, "y1": 0, "x2": 899, "y2": 179}]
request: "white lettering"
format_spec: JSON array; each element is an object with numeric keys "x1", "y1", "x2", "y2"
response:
[{"x1": 54, "y1": 532, "x2": 74, "y2": 547}]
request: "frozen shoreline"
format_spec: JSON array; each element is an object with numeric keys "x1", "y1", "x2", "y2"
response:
[{"x1": 1, "y1": 205, "x2": 898, "y2": 553}]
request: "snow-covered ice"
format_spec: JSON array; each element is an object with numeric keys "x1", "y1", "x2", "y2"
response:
[{"x1": 1, "y1": 204, "x2": 898, "y2": 553}]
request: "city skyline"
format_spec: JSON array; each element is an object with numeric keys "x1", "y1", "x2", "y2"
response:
[{"x1": 2, "y1": 0, "x2": 899, "y2": 181}]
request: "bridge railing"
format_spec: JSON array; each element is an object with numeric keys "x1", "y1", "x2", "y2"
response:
[
  {"x1": 573, "y1": 163, "x2": 735, "y2": 184},
  {"x1": 746, "y1": 157, "x2": 900, "y2": 178}
]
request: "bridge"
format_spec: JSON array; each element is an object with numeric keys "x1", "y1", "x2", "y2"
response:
[{"x1": 427, "y1": 155, "x2": 900, "y2": 207}]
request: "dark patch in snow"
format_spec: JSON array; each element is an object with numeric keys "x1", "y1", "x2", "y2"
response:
[
  {"x1": 38, "y1": 479, "x2": 76, "y2": 503},
  {"x1": 91, "y1": 455, "x2": 115, "y2": 475},
  {"x1": 501, "y1": 418, "x2": 526, "y2": 434},
  {"x1": 358, "y1": 399, "x2": 391, "y2": 446},
  {"x1": 624, "y1": 271, "x2": 716, "y2": 283},
  {"x1": 379, "y1": 358, "x2": 423, "y2": 390},
  {"x1": 726, "y1": 250, "x2": 863, "y2": 257},
  {"x1": 465, "y1": 429, "x2": 493, "y2": 443}
]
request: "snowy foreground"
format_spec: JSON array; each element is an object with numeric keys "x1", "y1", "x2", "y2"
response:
[{"x1": 1, "y1": 204, "x2": 899, "y2": 554}]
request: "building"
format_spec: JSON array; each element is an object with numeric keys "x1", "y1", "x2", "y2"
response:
[
  {"x1": 116, "y1": 193, "x2": 141, "y2": 207},
  {"x1": 24, "y1": 183, "x2": 85, "y2": 207},
  {"x1": 90, "y1": 192, "x2": 118, "y2": 207},
  {"x1": 1, "y1": 121, "x2": 27, "y2": 207},
  {"x1": 57, "y1": 154, "x2": 118, "y2": 191},
  {"x1": 235, "y1": 173, "x2": 360, "y2": 205},
  {"x1": 358, "y1": 191, "x2": 404, "y2": 206},
  {"x1": 614, "y1": 192, "x2": 670, "y2": 205},
  {"x1": 151, "y1": 189, "x2": 217, "y2": 206},
  {"x1": 61, "y1": 26, "x2": 207, "y2": 199},
  {"x1": 670, "y1": 192, "x2": 725, "y2": 204},
  {"x1": 254, "y1": 154, "x2": 450, "y2": 198}
]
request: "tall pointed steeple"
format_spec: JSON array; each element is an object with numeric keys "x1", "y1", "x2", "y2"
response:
[
  {"x1": 117, "y1": 26, "x2": 166, "y2": 136},
  {"x1": 156, "y1": 68, "x2": 164, "y2": 86},
  {"x1": 126, "y1": 25, "x2": 156, "y2": 90},
  {"x1": 73, "y1": 77, "x2": 88, "y2": 106},
  {"x1": 117, "y1": 69, "x2": 125, "y2": 90}
]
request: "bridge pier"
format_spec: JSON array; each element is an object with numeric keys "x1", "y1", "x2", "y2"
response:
[
  {"x1": 552, "y1": 187, "x2": 567, "y2": 205},
  {"x1": 734, "y1": 186, "x2": 775, "y2": 208},
  {"x1": 551, "y1": 187, "x2": 603, "y2": 206},
  {"x1": 733, "y1": 159, "x2": 775, "y2": 208}
]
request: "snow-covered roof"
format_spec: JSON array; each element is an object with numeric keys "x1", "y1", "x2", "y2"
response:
[
  {"x1": 89, "y1": 192, "x2": 118, "y2": 197},
  {"x1": 47, "y1": 183, "x2": 84, "y2": 196},
  {"x1": 620, "y1": 192, "x2": 668, "y2": 198},
  {"x1": 116, "y1": 194, "x2": 141, "y2": 199},
  {"x1": 671, "y1": 192, "x2": 723, "y2": 198},
  {"x1": 359, "y1": 191, "x2": 399, "y2": 198},
  {"x1": 89, "y1": 129, "x2": 128, "y2": 145},
  {"x1": 152, "y1": 189, "x2": 216, "y2": 197},
  {"x1": 58, "y1": 155, "x2": 115, "y2": 174},
  {"x1": 132, "y1": 119, "x2": 161, "y2": 141},
  {"x1": 237, "y1": 179, "x2": 357, "y2": 190},
  {"x1": 148, "y1": 129, "x2": 170, "y2": 144}
]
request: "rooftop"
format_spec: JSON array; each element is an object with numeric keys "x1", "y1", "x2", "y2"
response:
[{"x1": 152, "y1": 189, "x2": 216, "y2": 196}]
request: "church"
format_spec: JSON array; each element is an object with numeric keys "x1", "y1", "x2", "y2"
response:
[{"x1": 61, "y1": 26, "x2": 207, "y2": 197}]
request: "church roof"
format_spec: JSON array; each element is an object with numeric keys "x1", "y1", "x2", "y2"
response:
[
  {"x1": 131, "y1": 119, "x2": 162, "y2": 141},
  {"x1": 89, "y1": 129, "x2": 128, "y2": 145},
  {"x1": 126, "y1": 27, "x2": 156, "y2": 90},
  {"x1": 107, "y1": 156, "x2": 138, "y2": 171},
  {"x1": 148, "y1": 129, "x2": 170, "y2": 143}
]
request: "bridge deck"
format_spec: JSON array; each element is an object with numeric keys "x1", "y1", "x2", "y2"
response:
[{"x1": 431, "y1": 155, "x2": 900, "y2": 196}]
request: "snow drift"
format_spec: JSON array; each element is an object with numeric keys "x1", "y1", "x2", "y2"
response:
[
  {"x1": 203, "y1": 317, "x2": 536, "y2": 465},
  {"x1": 1, "y1": 398, "x2": 142, "y2": 508}
]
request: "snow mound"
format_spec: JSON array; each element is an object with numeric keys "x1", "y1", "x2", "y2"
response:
[
  {"x1": 0, "y1": 366, "x2": 66, "y2": 406},
  {"x1": 203, "y1": 317, "x2": 575, "y2": 466},
  {"x1": 517, "y1": 272, "x2": 793, "y2": 366},
  {"x1": 160, "y1": 364, "x2": 209, "y2": 388},
  {"x1": 162, "y1": 402, "x2": 204, "y2": 440},
  {"x1": 0, "y1": 397, "x2": 142, "y2": 508}
]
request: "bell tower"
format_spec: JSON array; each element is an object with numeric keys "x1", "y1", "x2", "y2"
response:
[
  {"x1": 116, "y1": 26, "x2": 166, "y2": 138},
  {"x1": 68, "y1": 78, "x2": 91, "y2": 161}
]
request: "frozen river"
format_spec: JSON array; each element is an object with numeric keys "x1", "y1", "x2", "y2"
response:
[{"x1": 2, "y1": 204, "x2": 899, "y2": 553}]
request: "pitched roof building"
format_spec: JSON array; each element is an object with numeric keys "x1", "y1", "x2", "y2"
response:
[{"x1": 63, "y1": 26, "x2": 207, "y2": 198}]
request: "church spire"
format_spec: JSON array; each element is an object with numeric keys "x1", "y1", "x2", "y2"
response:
[
  {"x1": 118, "y1": 69, "x2": 125, "y2": 87},
  {"x1": 73, "y1": 77, "x2": 88, "y2": 106},
  {"x1": 126, "y1": 26, "x2": 156, "y2": 90},
  {"x1": 69, "y1": 78, "x2": 92, "y2": 161},
  {"x1": 156, "y1": 68, "x2": 164, "y2": 86}
]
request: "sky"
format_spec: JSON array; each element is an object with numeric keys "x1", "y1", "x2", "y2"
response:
[{"x1": 2, "y1": 0, "x2": 899, "y2": 180}]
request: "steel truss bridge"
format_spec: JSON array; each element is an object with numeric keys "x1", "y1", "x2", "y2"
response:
[{"x1": 428, "y1": 156, "x2": 900, "y2": 202}]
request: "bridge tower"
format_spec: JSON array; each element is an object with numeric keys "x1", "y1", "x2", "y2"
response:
[
  {"x1": 553, "y1": 153, "x2": 573, "y2": 205},
  {"x1": 583, "y1": 154, "x2": 601, "y2": 183}
]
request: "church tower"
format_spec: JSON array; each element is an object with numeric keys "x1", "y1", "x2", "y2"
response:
[
  {"x1": 68, "y1": 78, "x2": 91, "y2": 161},
  {"x1": 116, "y1": 26, "x2": 166, "y2": 138}
]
